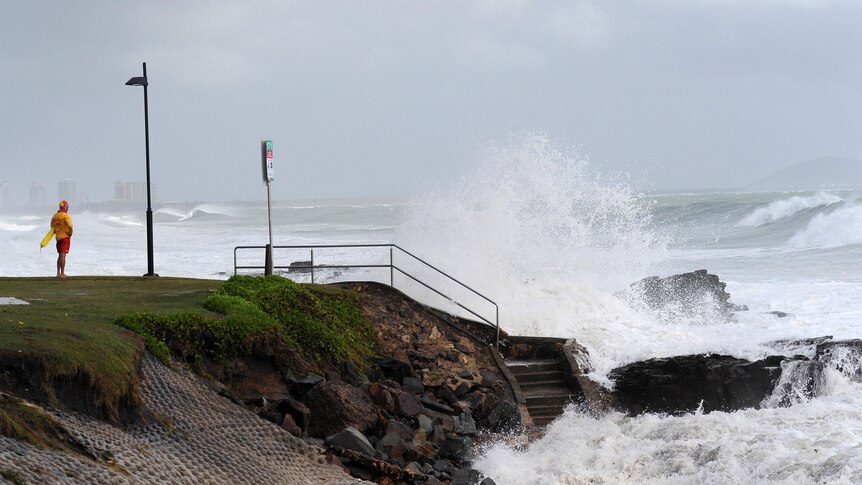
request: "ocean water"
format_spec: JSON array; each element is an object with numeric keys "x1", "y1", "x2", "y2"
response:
[{"x1": 3, "y1": 135, "x2": 862, "y2": 483}]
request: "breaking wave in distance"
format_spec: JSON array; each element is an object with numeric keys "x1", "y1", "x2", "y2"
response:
[
  {"x1": 789, "y1": 202, "x2": 862, "y2": 248},
  {"x1": 738, "y1": 192, "x2": 841, "y2": 227}
]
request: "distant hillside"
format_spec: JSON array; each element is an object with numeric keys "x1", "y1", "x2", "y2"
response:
[{"x1": 749, "y1": 157, "x2": 862, "y2": 190}]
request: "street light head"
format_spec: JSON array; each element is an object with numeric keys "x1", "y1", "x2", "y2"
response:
[{"x1": 125, "y1": 76, "x2": 147, "y2": 87}]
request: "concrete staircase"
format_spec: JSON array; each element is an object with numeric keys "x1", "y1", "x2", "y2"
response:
[{"x1": 506, "y1": 359, "x2": 578, "y2": 426}]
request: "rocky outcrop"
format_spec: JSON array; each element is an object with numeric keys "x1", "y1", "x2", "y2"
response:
[
  {"x1": 302, "y1": 380, "x2": 379, "y2": 437},
  {"x1": 623, "y1": 269, "x2": 748, "y2": 321},
  {"x1": 236, "y1": 282, "x2": 508, "y2": 484}
]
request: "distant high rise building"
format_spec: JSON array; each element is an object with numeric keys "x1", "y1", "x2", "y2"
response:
[
  {"x1": 29, "y1": 182, "x2": 47, "y2": 207},
  {"x1": 58, "y1": 179, "x2": 76, "y2": 204},
  {"x1": 115, "y1": 180, "x2": 159, "y2": 205},
  {"x1": 0, "y1": 181, "x2": 9, "y2": 208}
]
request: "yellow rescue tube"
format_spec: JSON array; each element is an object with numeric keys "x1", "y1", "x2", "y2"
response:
[{"x1": 40, "y1": 228, "x2": 55, "y2": 248}]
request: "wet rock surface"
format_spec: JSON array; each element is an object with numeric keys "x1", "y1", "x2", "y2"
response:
[
  {"x1": 624, "y1": 269, "x2": 748, "y2": 321},
  {"x1": 609, "y1": 336, "x2": 862, "y2": 416}
]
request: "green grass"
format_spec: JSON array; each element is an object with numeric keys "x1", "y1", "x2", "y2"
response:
[
  {"x1": 115, "y1": 275, "x2": 378, "y2": 371},
  {"x1": 0, "y1": 277, "x2": 222, "y2": 416}
]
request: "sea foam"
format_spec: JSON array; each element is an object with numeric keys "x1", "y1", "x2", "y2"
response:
[{"x1": 737, "y1": 192, "x2": 840, "y2": 227}]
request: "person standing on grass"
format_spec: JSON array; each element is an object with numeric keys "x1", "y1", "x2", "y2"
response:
[{"x1": 51, "y1": 200, "x2": 73, "y2": 278}]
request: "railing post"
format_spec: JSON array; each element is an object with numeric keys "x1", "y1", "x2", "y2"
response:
[
  {"x1": 496, "y1": 305, "x2": 500, "y2": 351},
  {"x1": 389, "y1": 246, "x2": 394, "y2": 287},
  {"x1": 310, "y1": 249, "x2": 315, "y2": 284}
]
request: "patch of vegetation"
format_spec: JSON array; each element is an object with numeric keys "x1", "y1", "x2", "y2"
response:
[
  {"x1": 115, "y1": 276, "x2": 378, "y2": 371},
  {"x1": 0, "y1": 469, "x2": 24, "y2": 485},
  {"x1": 0, "y1": 277, "x2": 221, "y2": 422},
  {"x1": 0, "y1": 394, "x2": 75, "y2": 452}
]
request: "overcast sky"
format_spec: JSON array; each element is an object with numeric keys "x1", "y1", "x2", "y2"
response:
[{"x1": 1, "y1": 0, "x2": 861, "y2": 203}]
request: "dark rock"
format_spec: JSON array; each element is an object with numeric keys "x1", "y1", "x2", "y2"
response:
[
  {"x1": 480, "y1": 478, "x2": 498, "y2": 485},
  {"x1": 486, "y1": 400, "x2": 521, "y2": 432},
  {"x1": 454, "y1": 343, "x2": 473, "y2": 354},
  {"x1": 376, "y1": 431, "x2": 406, "y2": 455},
  {"x1": 302, "y1": 380, "x2": 378, "y2": 436},
  {"x1": 425, "y1": 476, "x2": 444, "y2": 485},
  {"x1": 325, "y1": 371, "x2": 341, "y2": 382},
  {"x1": 404, "y1": 440, "x2": 438, "y2": 464},
  {"x1": 431, "y1": 424, "x2": 446, "y2": 445},
  {"x1": 419, "y1": 396, "x2": 455, "y2": 414},
  {"x1": 347, "y1": 465, "x2": 372, "y2": 481},
  {"x1": 435, "y1": 386, "x2": 458, "y2": 405},
  {"x1": 454, "y1": 381, "x2": 473, "y2": 397},
  {"x1": 280, "y1": 413, "x2": 302, "y2": 436},
  {"x1": 434, "y1": 414, "x2": 455, "y2": 433},
  {"x1": 402, "y1": 376, "x2": 424, "y2": 394},
  {"x1": 385, "y1": 419, "x2": 414, "y2": 440},
  {"x1": 454, "y1": 413, "x2": 477, "y2": 436},
  {"x1": 766, "y1": 359, "x2": 826, "y2": 406},
  {"x1": 404, "y1": 461, "x2": 424, "y2": 476},
  {"x1": 440, "y1": 434, "x2": 473, "y2": 459},
  {"x1": 277, "y1": 398, "x2": 310, "y2": 435},
  {"x1": 624, "y1": 269, "x2": 748, "y2": 321},
  {"x1": 417, "y1": 414, "x2": 434, "y2": 433},
  {"x1": 341, "y1": 361, "x2": 363, "y2": 387},
  {"x1": 816, "y1": 339, "x2": 862, "y2": 381},
  {"x1": 376, "y1": 358, "x2": 414, "y2": 381},
  {"x1": 479, "y1": 369, "x2": 505, "y2": 390},
  {"x1": 288, "y1": 260, "x2": 313, "y2": 273},
  {"x1": 610, "y1": 354, "x2": 805, "y2": 415},
  {"x1": 445, "y1": 351, "x2": 461, "y2": 363},
  {"x1": 292, "y1": 373, "x2": 325, "y2": 397},
  {"x1": 451, "y1": 468, "x2": 482, "y2": 485},
  {"x1": 325, "y1": 426, "x2": 375, "y2": 457},
  {"x1": 259, "y1": 411, "x2": 282, "y2": 425},
  {"x1": 433, "y1": 459, "x2": 454, "y2": 474},
  {"x1": 766, "y1": 311, "x2": 791, "y2": 318},
  {"x1": 396, "y1": 391, "x2": 425, "y2": 418},
  {"x1": 457, "y1": 370, "x2": 474, "y2": 380}
]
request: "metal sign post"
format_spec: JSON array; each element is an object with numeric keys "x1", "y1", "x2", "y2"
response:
[{"x1": 261, "y1": 139, "x2": 274, "y2": 275}]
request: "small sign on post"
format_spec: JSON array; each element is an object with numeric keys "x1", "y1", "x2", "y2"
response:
[
  {"x1": 262, "y1": 139, "x2": 274, "y2": 182},
  {"x1": 261, "y1": 139, "x2": 275, "y2": 275}
]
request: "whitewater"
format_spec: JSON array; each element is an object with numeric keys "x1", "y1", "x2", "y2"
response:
[{"x1": 3, "y1": 136, "x2": 862, "y2": 483}]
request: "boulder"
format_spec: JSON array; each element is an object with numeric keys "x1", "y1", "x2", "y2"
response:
[
  {"x1": 396, "y1": 391, "x2": 425, "y2": 418},
  {"x1": 815, "y1": 339, "x2": 862, "y2": 381},
  {"x1": 453, "y1": 413, "x2": 477, "y2": 436},
  {"x1": 291, "y1": 373, "x2": 325, "y2": 397},
  {"x1": 384, "y1": 419, "x2": 414, "y2": 440},
  {"x1": 325, "y1": 426, "x2": 375, "y2": 457},
  {"x1": 610, "y1": 354, "x2": 804, "y2": 415},
  {"x1": 485, "y1": 400, "x2": 521, "y2": 432},
  {"x1": 402, "y1": 376, "x2": 424, "y2": 394},
  {"x1": 623, "y1": 269, "x2": 748, "y2": 322},
  {"x1": 376, "y1": 358, "x2": 414, "y2": 381},
  {"x1": 439, "y1": 434, "x2": 473, "y2": 460},
  {"x1": 277, "y1": 397, "x2": 310, "y2": 435},
  {"x1": 280, "y1": 413, "x2": 302, "y2": 436},
  {"x1": 302, "y1": 380, "x2": 378, "y2": 436}
]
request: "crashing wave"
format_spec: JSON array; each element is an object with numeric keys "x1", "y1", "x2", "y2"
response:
[{"x1": 737, "y1": 192, "x2": 841, "y2": 227}]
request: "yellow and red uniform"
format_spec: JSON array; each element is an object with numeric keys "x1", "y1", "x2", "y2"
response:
[{"x1": 51, "y1": 210, "x2": 73, "y2": 240}]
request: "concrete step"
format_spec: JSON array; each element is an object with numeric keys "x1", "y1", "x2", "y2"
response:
[
  {"x1": 506, "y1": 360, "x2": 562, "y2": 375},
  {"x1": 525, "y1": 393, "x2": 577, "y2": 407},
  {"x1": 510, "y1": 370, "x2": 567, "y2": 384}
]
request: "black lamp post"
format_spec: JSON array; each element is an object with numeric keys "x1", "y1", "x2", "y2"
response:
[{"x1": 125, "y1": 62, "x2": 158, "y2": 277}]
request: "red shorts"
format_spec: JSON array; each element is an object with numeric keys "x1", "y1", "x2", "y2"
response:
[{"x1": 56, "y1": 237, "x2": 71, "y2": 254}]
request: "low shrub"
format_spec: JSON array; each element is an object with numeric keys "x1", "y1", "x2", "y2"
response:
[{"x1": 115, "y1": 275, "x2": 377, "y2": 371}]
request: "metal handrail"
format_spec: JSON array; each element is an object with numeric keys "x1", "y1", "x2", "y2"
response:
[{"x1": 233, "y1": 244, "x2": 501, "y2": 349}]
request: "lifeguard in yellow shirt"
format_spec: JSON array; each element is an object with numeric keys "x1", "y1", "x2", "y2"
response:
[{"x1": 51, "y1": 200, "x2": 73, "y2": 278}]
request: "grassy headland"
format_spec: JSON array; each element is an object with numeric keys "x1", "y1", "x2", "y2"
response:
[
  {"x1": 0, "y1": 277, "x2": 222, "y2": 421},
  {"x1": 0, "y1": 275, "x2": 377, "y2": 425}
]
